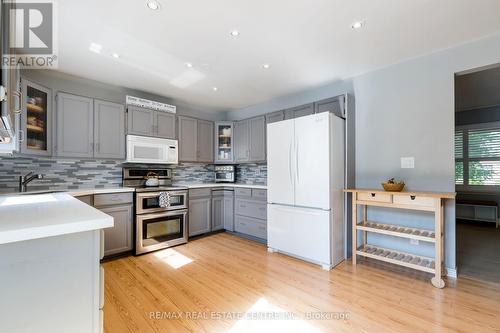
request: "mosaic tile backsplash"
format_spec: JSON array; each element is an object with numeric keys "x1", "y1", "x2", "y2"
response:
[{"x1": 0, "y1": 156, "x2": 266, "y2": 193}]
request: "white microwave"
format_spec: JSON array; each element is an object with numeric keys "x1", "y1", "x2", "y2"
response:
[{"x1": 126, "y1": 135, "x2": 178, "y2": 164}]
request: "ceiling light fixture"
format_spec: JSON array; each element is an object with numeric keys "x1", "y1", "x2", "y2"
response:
[
  {"x1": 185, "y1": 62, "x2": 193, "y2": 68},
  {"x1": 212, "y1": 87, "x2": 218, "y2": 92},
  {"x1": 351, "y1": 20, "x2": 365, "y2": 29},
  {"x1": 89, "y1": 42, "x2": 102, "y2": 54},
  {"x1": 112, "y1": 53, "x2": 120, "y2": 59},
  {"x1": 230, "y1": 30, "x2": 240, "y2": 37},
  {"x1": 262, "y1": 64, "x2": 270, "y2": 69},
  {"x1": 147, "y1": 0, "x2": 160, "y2": 10}
]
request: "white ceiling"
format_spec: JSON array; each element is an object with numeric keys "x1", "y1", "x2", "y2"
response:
[{"x1": 57, "y1": 0, "x2": 500, "y2": 112}]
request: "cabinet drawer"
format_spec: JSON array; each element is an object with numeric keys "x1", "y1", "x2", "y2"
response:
[
  {"x1": 212, "y1": 189, "x2": 233, "y2": 197},
  {"x1": 393, "y1": 194, "x2": 436, "y2": 208},
  {"x1": 189, "y1": 188, "x2": 212, "y2": 198},
  {"x1": 235, "y1": 215, "x2": 267, "y2": 239},
  {"x1": 235, "y1": 188, "x2": 252, "y2": 197},
  {"x1": 357, "y1": 192, "x2": 392, "y2": 203},
  {"x1": 99, "y1": 265, "x2": 105, "y2": 309},
  {"x1": 75, "y1": 195, "x2": 93, "y2": 206},
  {"x1": 252, "y1": 189, "x2": 267, "y2": 201},
  {"x1": 235, "y1": 199, "x2": 267, "y2": 220},
  {"x1": 94, "y1": 192, "x2": 133, "y2": 207}
]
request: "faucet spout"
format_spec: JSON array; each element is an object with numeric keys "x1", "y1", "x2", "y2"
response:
[{"x1": 19, "y1": 172, "x2": 44, "y2": 192}]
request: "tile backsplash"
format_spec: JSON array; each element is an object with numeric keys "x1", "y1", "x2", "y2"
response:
[{"x1": 0, "y1": 156, "x2": 266, "y2": 193}]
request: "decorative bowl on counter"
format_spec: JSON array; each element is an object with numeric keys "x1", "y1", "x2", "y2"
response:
[{"x1": 381, "y1": 178, "x2": 405, "y2": 192}]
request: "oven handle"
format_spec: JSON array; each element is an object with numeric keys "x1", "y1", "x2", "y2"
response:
[{"x1": 136, "y1": 209, "x2": 188, "y2": 220}]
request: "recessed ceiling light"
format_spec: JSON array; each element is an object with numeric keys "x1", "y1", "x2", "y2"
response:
[
  {"x1": 112, "y1": 53, "x2": 120, "y2": 59},
  {"x1": 262, "y1": 64, "x2": 270, "y2": 69},
  {"x1": 351, "y1": 20, "x2": 365, "y2": 29},
  {"x1": 185, "y1": 62, "x2": 193, "y2": 68},
  {"x1": 230, "y1": 30, "x2": 240, "y2": 37},
  {"x1": 212, "y1": 87, "x2": 218, "y2": 92},
  {"x1": 147, "y1": 0, "x2": 160, "y2": 10},
  {"x1": 89, "y1": 42, "x2": 102, "y2": 54}
]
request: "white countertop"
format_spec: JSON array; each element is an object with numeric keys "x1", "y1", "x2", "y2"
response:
[
  {"x1": 67, "y1": 187, "x2": 135, "y2": 197},
  {"x1": 173, "y1": 183, "x2": 267, "y2": 190},
  {"x1": 0, "y1": 192, "x2": 113, "y2": 245}
]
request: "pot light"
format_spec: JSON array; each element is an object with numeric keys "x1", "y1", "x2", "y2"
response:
[
  {"x1": 262, "y1": 64, "x2": 270, "y2": 69},
  {"x1": 212, "y1": 87, "x2": 218, "y2": 92},
  {"x1": 230, "y1": 30, "x2": 240, "y2": 37},
  {"x1": 351, "y1": 20, "x2": 365, "y2": 29},
  {"x1": 185, "y1": 62, "x2": 193, "y2": 68},
  {"x1": 89, "y1": 42, "x2": 102, "y2": 54},
  {"x1": 112, "y1": 53, "x2": 120, "y2": 59},
  {"x1": 147, "y1": 0, "x2": 160, "y2": 10}
]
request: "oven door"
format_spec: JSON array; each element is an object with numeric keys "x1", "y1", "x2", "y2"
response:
[
  {"x1": 136, "y1": 210, "x2": 188, "y2": 255},
  {"x1": 136, "y1": 190, "x2": 188, "y2": 214}
]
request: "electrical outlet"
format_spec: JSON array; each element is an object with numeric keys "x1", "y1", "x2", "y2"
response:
[
  {"x1": 401, "y1": 157, "x2": 415, "y2": 169},
  {"x1": 410, "y1": 239, "x2": 419, "y2": 245},
  {"x1": 255, "y1": 168, "x2": 261, "y2": 176}
]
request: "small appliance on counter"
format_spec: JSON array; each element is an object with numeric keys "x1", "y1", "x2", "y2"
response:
[
  {"x1": 214, "y1": 165, "x2": 235, "y2": 183},
  {"x1": 123, "y1": 167, "x2": 188, "y2": 255}
]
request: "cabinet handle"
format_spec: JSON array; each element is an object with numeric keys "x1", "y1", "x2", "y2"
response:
[
  {"x1": 410, "y1": 195, "x2": 416, "y2": 200},
  {"x1": 371, "y1": 193, "x2": 376, "y2": 197},
  {"x1": 18, "y1": 130, "x2": 24, "y2": 143}
]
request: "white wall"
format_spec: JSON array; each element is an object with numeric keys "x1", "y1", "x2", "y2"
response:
[{"x1": 227, "y1": 33, "x2": 500, "y2": 270}]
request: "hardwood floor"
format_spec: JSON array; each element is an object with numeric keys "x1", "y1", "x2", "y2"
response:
[{"x1": 103, "y1": 232, "x2": 500, "y2": 333}]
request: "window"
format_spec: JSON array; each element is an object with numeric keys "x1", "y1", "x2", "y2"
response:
[{"x1": 455, "y1": 124, "x2": 500, "y2": 187}]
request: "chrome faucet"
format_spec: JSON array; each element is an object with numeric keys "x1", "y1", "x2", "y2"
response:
[{"x1": 19, "y1": 172, "x2": 44, "y2": 192}]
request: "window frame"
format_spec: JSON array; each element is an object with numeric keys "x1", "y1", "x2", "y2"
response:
[{"x1": 456, "y1": 121, "x2": 500, "y2": 192}]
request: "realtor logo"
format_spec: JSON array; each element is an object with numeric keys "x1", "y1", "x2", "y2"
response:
[{"x1": 2, "y1": 0, "x2": 57, "y2": 68}]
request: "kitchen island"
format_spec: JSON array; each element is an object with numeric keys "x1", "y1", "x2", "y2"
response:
[{"x1": 0, "y1": 192, "x2": 112, "y2": 333}]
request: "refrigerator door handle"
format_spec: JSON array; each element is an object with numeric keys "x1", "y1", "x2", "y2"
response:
[
  {"x1": 288, "y1": 140, "x2": 293, "y2": 188},
  {"x1": 295, "y1": 136, "x2": 299, "y2": 184}
]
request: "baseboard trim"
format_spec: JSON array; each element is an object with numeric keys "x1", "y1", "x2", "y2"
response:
[{"x1": 446, "y1": 268, "x2": 457, "y2": 279}]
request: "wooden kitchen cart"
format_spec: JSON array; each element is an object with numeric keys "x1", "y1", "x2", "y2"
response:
[{"x1": 344, "y1": 189, "x2": 455, "y2": 288}]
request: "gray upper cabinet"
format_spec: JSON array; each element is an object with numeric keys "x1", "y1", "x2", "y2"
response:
[
  {"x1": 234, "y1": 120, "x2": 249, "y2": 162},
  {"x1": 155, "y1": 112, "x2": 176, "y2": 139},
  {"x1": 197, "y1": 120, "x2": 214, "y2": 163},
  {"x1": 94, "y1": 100, "x2": 125, "y2": 159},
  {"x1": 127, "y1": 106, "x2": 155, "y2": 136},
  {"x1": 178, "y1": 116, "x2": 197, "y2": 161},
  {"x1": 265, "y1": 110, "x2": 284, "y2": 124},
  {"x1": 56, "y1": 93, "x2": 94, "y2": 158},
  {"x1": 284, "y1": 103, "x2": 314, "y2": 120},
  {"x1": 178, "y1": 116, "x2": 214, "y2": 163},
  {"x1": 314, "y1": 96, "x2": 345, "y2": 118},
  {"x1": 249, "y1": 116, "x2": 266, "y2": 162}
]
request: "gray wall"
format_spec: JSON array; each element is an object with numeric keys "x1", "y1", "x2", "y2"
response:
[{"x1": 226, "y1": 32, "x2": 500, "y2": 270}]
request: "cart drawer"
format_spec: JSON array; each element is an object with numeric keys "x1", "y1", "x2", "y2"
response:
[
  {"x1": 357, "y1": 192, "x2": 392, "y2": 203},
  {"x1": 393, "y1": 194, "x2": 436, "y2": 208}
]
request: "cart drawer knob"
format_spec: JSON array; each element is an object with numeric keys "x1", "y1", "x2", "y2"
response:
[
  {"x1": 410, "y1": 195, "x2": 416, "y2": 200},
  {"x1": 371, "y1": 193, "x2": 376, "y2": 197}
]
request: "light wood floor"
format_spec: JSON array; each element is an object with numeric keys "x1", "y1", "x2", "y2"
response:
[
  {"x1": 457, "y1": 222, "x2": 500, "y2": 283},
  {"x1": 103, "y1": 233, "x2": 500, "y2": 333}
]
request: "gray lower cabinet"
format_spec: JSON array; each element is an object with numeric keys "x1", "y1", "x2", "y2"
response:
[
  {"x1": 235, "y1": 116, "x2": 266, "y2": 163},
  {"x1": 127, "y1": 106, "x2": 155, "y2": 136},
  {"x1": 94, "y1": 99, "x2": 125, "y2": 159},
  {"x1": 265, "y1": 110, "x2": 284, "y2": 124},
  {"x1": 234, "y1": 188, "x2": 267, "y2": 240},
  {"x1": 99, "y1": 205, "x2": 133, "y2": 257},
  {"x1": 212, "y1": 189, "x2": 234, "y2": 232},
  {"x1": 284, "y1": 103, "x2": 314, "y2": 120},
  {"x1": 188, "y1": 189, "x2": 212, "y2": 236},
  {"x1": 178, "y1": 116, "x2": 214, "y2": 163},
  {"x1": 156, "y1": 112, "x2": 176, "y2": 139},
  {"x1": 56, "y1": 93, "x2": 94, "y2": 158}
]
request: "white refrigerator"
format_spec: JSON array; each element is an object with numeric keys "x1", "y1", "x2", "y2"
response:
[{"x1": 267, "y1": 112, "x2": 345, "y2": 270}]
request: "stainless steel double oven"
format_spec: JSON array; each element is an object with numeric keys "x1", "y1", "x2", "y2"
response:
[{"x1": 123, "y1": 167, "x2": 188, "y2": 255}]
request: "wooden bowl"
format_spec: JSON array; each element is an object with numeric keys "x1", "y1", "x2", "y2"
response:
[{"x1": 382, "y1": 182, "x2": 405, "y2": 192}]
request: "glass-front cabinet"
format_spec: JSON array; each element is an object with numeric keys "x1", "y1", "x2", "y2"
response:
[
  {"x1": 215, "y1": 121, "x2": 234, "y2": 163},
  {"x1": 20, "y1": 79, "x2": 52, "y2": 156}
]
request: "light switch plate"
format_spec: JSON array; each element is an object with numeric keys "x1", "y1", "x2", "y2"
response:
[{"x1": 401, "y1": 157, "x2": 415, "y2": 169}]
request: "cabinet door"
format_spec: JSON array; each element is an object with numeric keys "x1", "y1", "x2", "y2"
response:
[
  {"x1": 56, "y1": 93, "x2": 94, "y2": 158},
  {"x1": 20, "y1": 79, "x2": 52, "y2": 156},
  {"x1": 188, "y1": 198, "x2": 211, "y2": 236},
  {"x1": 178, "y1": 116, "x2": 198, "y2": 162},
  {"x1": 234, "y1": 120, "x2": 249, "y2": 162},
  {"x1": 265, "y1": 111, "x2": 284, "y2": 124},
  {"x1": 249, "y1": 116, "x2": 266, "y2": 162},
  {"x1": 127, "y1": 106, "x2": 155, "y2": 136},
  {"x1": 155, "y1": 112, "x2": 176, "y2": 139},
  {"x1": 285, "y1": 103, "x2": 314, "y2": 120},
  {"x1": 211, "y1": 196, "x2": 224, "y2": 231},
  {"x1": 223, "y1": 195, "x2": 234, "y2": 231},
  {"x1": 99, "y1": 205, "x2": 133, "y2": 257},
  {"x1": 197, "y1": 120, "x2": 214, "y2": 163},
  {"x1": 94, "y1": 100, "x2": 125, "y2": 159},
  {"x1": 214, "y1": 122, "x2": 234, "y2": 163},
  {"x1": 314, "y1": 96, "x2": 345, "y2": 118}
]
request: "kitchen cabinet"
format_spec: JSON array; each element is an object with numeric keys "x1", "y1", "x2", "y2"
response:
[
  {"x1": 314, "y1": 96, "x2": 345, "y2": 118},
  {"x1": 234, "y1": 188, "x2": 267, "y2": 240},
  {"x1": 94, "y1": 99, "x2": 125, "y2": 159},
  {"x1": 265, "y1": 110, "x2": 284, "y2": 124},
  {"x1": 20, "y1": 79, "x2": 52, "y2": 156},
  {"x1": 55, "y1": 92, "x2": 94, "y2": 158},
  {"x1": 235, "y1": 116, "x2": 266, "y2": 163},
  {"x1": 212, "y1": 189, "x2": 234, "y2": 232},
  {"x1": 127, "y1": 106, "x2": 155, "y2": 136},
  {"x1": 214, "y1": 122, "x2": 234, "y2": 163},
  {"x1": 178, "y1": 116, "x2": 214, "y2": 163},
  {"x1": 197, "y1": 120, "x2": 214, "y2": 162},
  {"x1": 99, "y1": 205, "x2": 133, "y2": 257},
  {"x1": 156, "y1": 112, "x2": 176, "y2": 139},
  {"x1": 188, "y1": 197, "x2": 212, "y2": 236},
  {"x1": 284, "y1": 103, "x2": 314, "y2": 120}
]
